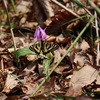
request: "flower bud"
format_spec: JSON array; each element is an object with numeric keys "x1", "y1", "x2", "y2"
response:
[{"x1": 34, "y1": 26, "x2": 46, "y2": 40}]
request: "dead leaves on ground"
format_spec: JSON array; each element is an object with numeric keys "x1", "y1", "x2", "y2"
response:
[
  {"x1": 45, "y1": 10, "x2": 77, "y2": 34},
  {"x1": 0, "y1": 37, "x2": 100, "y2": 100},
  {"x1": 0, "y1": 14, "x2": 99, "y2": 99},
  {"x1": 0, "y1": 0, "x2": 100, "y2": 99}
]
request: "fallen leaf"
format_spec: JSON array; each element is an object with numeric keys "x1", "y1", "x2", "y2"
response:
[
  {"x1": 66, "y1": 64, "x2": 100, "y2": 96},
  {"x1": 74, "y1": 51, "x2": 90, "y2": 67},
  {"x1": 74, "y1": 95, "x2": 92, "y2": 100},
  {"x1": 80, "y1": 40, "x2": 90, "y2": 51},
  {"x1": 45, "y1": 10, "x2": 76, "y2": 34},
  {"x1": 0, "y1": 92, "x2": 7, "y2": 100},
  {"x1": 16, "y1": 1, "x2": 32, "y2": 13},
  {"x1": 3, "y1": 74, "x2": 19, "y2": 93}
]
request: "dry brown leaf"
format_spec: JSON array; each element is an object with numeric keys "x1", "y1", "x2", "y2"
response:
[
  {"x1": 16, "y1": 1, "x2": 32, "y2": 13},
  {"x1": 23, "y1": 76, "x2": 55, "y2": 95},
  {"x1": 40, "y1": 77, "x2": 55, "y2": 92},
  {"x1": 80, "y1": 40, "x2": 90, "y2": 51},
  {"x1": 86, "y1": 48, "x2": 96, "y2": 65},
  {"x1": 53, "y1": 49, "x2": 62, "y2": 64},
  {"x1": 74, "y1": 95, "x2": 92, "y2": 100},
  {"x1": 0, "y1": 70, "x2": 7, "y2": 92},
  {"x1": 0, "y1": 93, "x2": 7, "y2": 100},
  {"x1": 45, "y1": 10, "x2": 76, "y2": 34},
  {"x1": 66, "y1": 64, "x2": 100, "y2": 96},
  {"x1": 23, "y1": 83, "x2": 38, "y2": 94},
  {"x1": 74, "y1": 51, "x2": 90, "y2": 67},
  {"x1": 56, "y1": 34, "x2": 68, "y2": 43},
  {"x1": 73, "y1": 46, "x2": 96, "y2": 67},
  {"x1": 21, "y1": 72, "x2": 39, "y2": 94},
  {"x1": 46, "y1": 35, "x2": 56, "y2": 42},
  {"x1": 26, "y1": 55, "x2": 37, "y2": 61},
  {"x1": 0, "y1": 34, "x2": 8, "y2": 40},
  {"x1": 63, "y1": 0, "x2": 70, "y2": 3},
  {"x1": 3, "y1": 74, "x2": 19, "y2": 93},
  {"x1": 66, "y1": 85, "x2": 82, "y2": 97},
  {"x1": 54, "y1": 56, "x2": 72, "y2": 75}
]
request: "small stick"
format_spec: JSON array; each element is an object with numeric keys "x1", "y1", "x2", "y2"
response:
[
  {"x1": 95, "y1": 11, "x2": 100, "y2": 66},
  {"x1": 51, "y1": 0, "x2": 81, "y2": 18}
]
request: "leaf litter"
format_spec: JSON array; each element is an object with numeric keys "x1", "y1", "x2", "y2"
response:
[{"x1": 0, "y1": 0, "x2": 100, "y2": 100}]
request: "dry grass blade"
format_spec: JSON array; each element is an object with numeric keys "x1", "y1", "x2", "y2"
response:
[
  {"x1": 95, "y1": 12, "x2": 100, "y2": 66},
  {"x1": 2, "y1": 0, "x2": 16, "y2": 50},
  {"x1": 51, "y1": 0, "x2": 81, "y2": 18},
  {"x1": 88, "y1": 0, "x2": 100, "y2": 15}
]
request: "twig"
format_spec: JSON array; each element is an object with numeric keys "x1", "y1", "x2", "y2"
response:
[
  {"x1": 71, "y1": 0, "x2": 93, "y2": 16},
  {"x1": 51, "y1": 0, "x2": 80, "y2": 18},
  {"x1": 70, "y1": 0, "x2": 99, "y2": 31},
  {"x1": 28, "y1": 16, "x2": 95, "y2": 99},
  {"x1": 1, "y1": 58, "x2": 4, "y2": 70},
  {"x1": 95, "y1": 12, "x2": 100, "y2": 66},
  {"x1": 83, "y1": 8, "x2": 93, "y2": 16},
  {"x1": 10, "y1": 28, "x2": 16, "y2": 50}
]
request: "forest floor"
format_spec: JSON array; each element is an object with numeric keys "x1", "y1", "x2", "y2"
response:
[{"x1": 0, "y1": 0, "x2": 100, "y2": 100}]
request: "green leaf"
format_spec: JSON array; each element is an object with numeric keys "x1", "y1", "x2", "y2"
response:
[
  {"x1": 43, "y1": 53, "x2": 53, "y2": 75},
  {"x1": 10, "y1": 0, "x2": 16, "y2": 13},
  {"x1": 14, "y1": 46, "x2": 36, "y2": 60}
]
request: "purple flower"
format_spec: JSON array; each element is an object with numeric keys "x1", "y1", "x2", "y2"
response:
[{"x1": 34, "y1": 26, "x2": 46, "y2": 40}]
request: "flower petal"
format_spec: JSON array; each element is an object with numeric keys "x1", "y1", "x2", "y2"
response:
[{"x1": 34, "y1": 26, "x2": 46, "y2": 40}]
